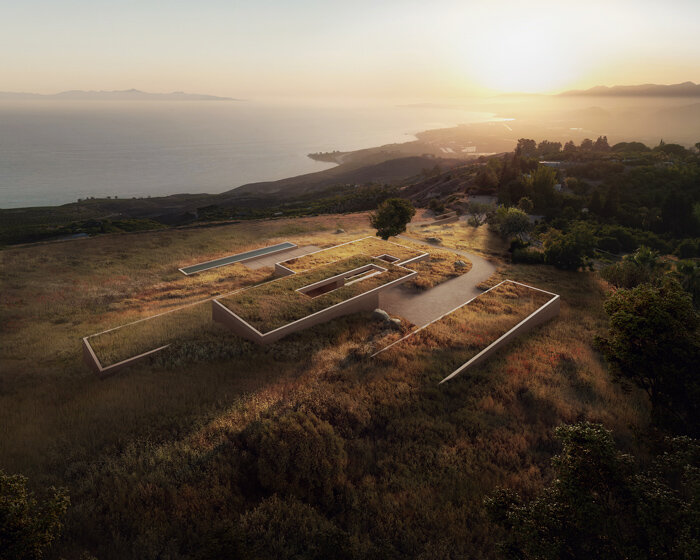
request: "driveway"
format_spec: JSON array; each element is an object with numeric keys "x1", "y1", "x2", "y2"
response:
[{"x1": 379, "y1": 235, "x2": 498, "y2": 326}]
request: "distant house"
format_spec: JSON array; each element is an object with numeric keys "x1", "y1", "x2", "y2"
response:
[{"x1": 539, "y1": 161, "x2": 562, "y2": 168}]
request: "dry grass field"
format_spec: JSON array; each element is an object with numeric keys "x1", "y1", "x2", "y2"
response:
[
  {"x1": 0, "y1": 214, "x2": 650, "y2": 559},
  {"x1": 279, "y1": 236, "x2": 422, "y2": 272},
  {"x1": 408, "y1": 221, "x2": 509, "y2": 257}
]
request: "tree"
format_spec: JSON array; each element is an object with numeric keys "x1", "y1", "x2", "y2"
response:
[
  {"x1": 653, "y1": 143, "x2": 689, "y2": 157},
  {"x1": 600, "y1": 246, "x2": 665, "y2": 289},
  {"x1": 517, "y1": 197, "x2": 534, "y2": 214},
  {"x1": 486, "y1": 423, "x2": 700, "y2": 560},
  {"x1": 489, "y1": 206, "x2": 532, "y2": 240},
  {"x1": 597, "y1": 278, "x2": 700, "y2": 434},
  {"x1": 537, "y1": 140, "x2": 562, "y2": 155},
  {"x1": 466, "y1": 201, "x2": 493, "y2": 227},
  {"x1": 580, "y1": 138, "x2": 593, "y2": 151},
  {"x1": 369, "y1": 198, "x2": 415, "y2": 240},
  {"x1": 516, "y1": 138, "x2": 537, "y2": 157},
  {"x1": 563, "y1": 140, "x2": 577, "y2": 153},
  {"x1": 0, "y1": 470, "x2": 69, "y2": 560},
  {"x1": 427, "y1": 198, "x2": 445, "y2": 215},
  {"x1": 543, "y1": 223, "x2": 596, "y2": 270},
  {"x1": 593, "y1": 135, "x2": 610, "y2": 152},
  {"x1": 476, "y1": 165, "x2": 499, "y2": 189},
  {"x1": 526, "y1": 165, "x2": 558, "y2": 211},
  {"x1": 661, "y1": 191, "x2": 696, "y2": 237}
]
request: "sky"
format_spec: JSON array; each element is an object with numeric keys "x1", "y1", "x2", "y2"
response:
[{"x1": 2, "y1": 0, "x2": 699, "y2": 99}]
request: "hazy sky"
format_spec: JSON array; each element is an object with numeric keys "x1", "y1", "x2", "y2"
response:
[{"x1": 2, "y1": 0, "x2": 699, "y2": 99}]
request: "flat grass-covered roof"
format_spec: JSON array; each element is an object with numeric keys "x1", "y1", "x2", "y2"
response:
[
  {"x1": 218, "y1": 254, "x2": 413, "y2": 333},
  {"x1": 374, "y1": 281, "x2": 555, "y2": 374},
  {"x1": 278, "y1": 237, "x2": 423, "y2": 272}
]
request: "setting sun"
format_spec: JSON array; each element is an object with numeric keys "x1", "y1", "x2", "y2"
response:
[{"x1": 461, "y1": 21, "x2": 584, "y2": 92}]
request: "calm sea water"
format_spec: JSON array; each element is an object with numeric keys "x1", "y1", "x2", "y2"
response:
[{"x1": 0, "y1": 100, "x2": 493, "y2": 209}]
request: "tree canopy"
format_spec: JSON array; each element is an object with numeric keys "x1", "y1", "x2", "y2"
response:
[
  {"x1": 597, "y1": 278, "x2": 700, "y2": 434},
  {"x1": 369, "y1": 198, "x2": 416, "y2": 240},
  {"x1": 486, "y1": 423, "x2": 700, "y2": 560}
]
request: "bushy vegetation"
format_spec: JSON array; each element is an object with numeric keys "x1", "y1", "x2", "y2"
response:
[
  {"x1": 0, "y1": 470, "x2": 69, "y2": 560},
  {"x1": 597, "y1": 278, "x2": 699, "y2": 435},
  {"x1": 487, "y1": 423, "x2": 700, "y2": 559}
]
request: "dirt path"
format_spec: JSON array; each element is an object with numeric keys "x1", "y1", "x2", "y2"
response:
[{"x1": 379, "y1": 235, "x2": 498, "y2": 326}]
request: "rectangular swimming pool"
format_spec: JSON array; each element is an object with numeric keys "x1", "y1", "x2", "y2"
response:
[{"x1": 179, "y1": 242, "x2": 297, "y2": 275}]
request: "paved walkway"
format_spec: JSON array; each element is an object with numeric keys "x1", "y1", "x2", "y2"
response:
[
  {"x1": 379, "y1": 236, "x2": 498, "y2": 326},
  {"x1": 243, "y1": 245, "x2": 321, "y2": 269}
]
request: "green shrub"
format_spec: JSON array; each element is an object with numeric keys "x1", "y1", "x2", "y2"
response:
[
  {"x1": 512, "y1": 248, "x2": 545, "y2": 264},
  {"x1": 0, "y1": 471, "x2": 69, "y2": 560},
  {"x1": 232, "y1": 495, "x2": 360, "y2": 560}
]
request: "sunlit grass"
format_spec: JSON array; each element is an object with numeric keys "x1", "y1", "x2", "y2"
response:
[
  {"x1": 279, "y1": 236, "x2": 422, "y2": 272},
  {"x1": 376, "y1": 282, "x2": 553, "y2": 376},
  {"x1": 220, "y1": 255, "x2": 411, "y2": 332}
]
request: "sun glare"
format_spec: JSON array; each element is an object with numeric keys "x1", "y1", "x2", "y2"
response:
[{"x1": 456, "y1": 12, "x2": 588, "y2": 93}]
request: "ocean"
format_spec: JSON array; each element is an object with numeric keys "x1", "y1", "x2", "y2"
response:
[{"x1": 0, "y1": 100, "x2": 494, "y2": 209}]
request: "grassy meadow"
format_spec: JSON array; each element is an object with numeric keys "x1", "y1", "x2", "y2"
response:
[
  {"x1": 409, "y1": 220, "x2": 510, "y2": 257},
  {"x1": 0, "y1": 215, "x2": 650, "y2": 559},
  {"x1": 279, "y1": 236, "x2": 422, "y2": 272}
]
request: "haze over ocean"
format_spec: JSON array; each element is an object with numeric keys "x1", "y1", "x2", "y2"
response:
[{"x1": 0, "y1": 100, "x2": 493, "y2": 209}]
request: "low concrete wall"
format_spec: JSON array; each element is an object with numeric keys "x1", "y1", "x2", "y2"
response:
[
  {"x1": 439, "y1": 290, "x2": 560, "y2": 384},
  {"x1": 179, "y1": 242, "x2": 298, "y2": 276},
  {"x1": 397, "y1": 252, "x2": 430, "y2": 267},
  {"x1": 213, "y1": 289, "x2": 382, "y2": 344},
  {"x1": 274, "y1": 262, "x2": 296, "y2": 277},
  {"x1": 82, "y1": 337, "x2": 170, "y2": 377}
]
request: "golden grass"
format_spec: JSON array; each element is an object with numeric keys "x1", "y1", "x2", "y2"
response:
[
  {"x1": 408, "y1": 222, "x2": 509, "y2": 257},
  {"x1": 401, "y1": 246, "x2": 472, "y2": 289},
  {"x1": 376, "y1": 282, "x2": 552, "y2": 373},
  {"x1": 219, "y1": 255, "x2": 411, "y2": 332},
  {"x1": 279, "y1": 236, "x2": 422, "y2": 272},
  {"x1": 88, "y1": 303, "x2": 211, "y2": 367}
]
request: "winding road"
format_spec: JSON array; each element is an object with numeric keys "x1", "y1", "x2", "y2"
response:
[{"x1": 379, "y1": 235, "x2": 498, "y2": 326}]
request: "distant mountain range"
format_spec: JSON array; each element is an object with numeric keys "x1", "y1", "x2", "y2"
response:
[
  {"x1": 0, "y1": 89, "x2": 237, "y2": 101},
  {"x1": 560, "y1": 81, "x2": 700, "y2": 97}
]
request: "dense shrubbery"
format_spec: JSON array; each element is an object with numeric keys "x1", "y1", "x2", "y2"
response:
[
  {"x1": 597, "y1": 278, "x2": 700, "y2": 434},
  {"x1": 240, "y1": 410, "x2": 348, "y2": 506},
  {"x1": 487, "y1": 423, "x2": 700, "y2": 559},
  {"x1": 0, "y1": 471, "x2": 69, "y2": 560}
]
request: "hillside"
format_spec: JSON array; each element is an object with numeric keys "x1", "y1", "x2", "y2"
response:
[
  {"x1": 0, "y1": 89, "x2": 237, "y2": 101},
  {"x1": 561, "y1": 81, "x2": 700, "y2": 97},
  {"x1": 0, "y1": 212, "x2": 650, "y2": 559}
]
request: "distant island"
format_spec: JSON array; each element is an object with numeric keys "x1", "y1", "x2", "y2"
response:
[
  {"x1": 0, "y1": 89, "x2": 238, "y2": 101},
  {"x1": 561, "y1": 81, "x2": 700, "y2": 97}
]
